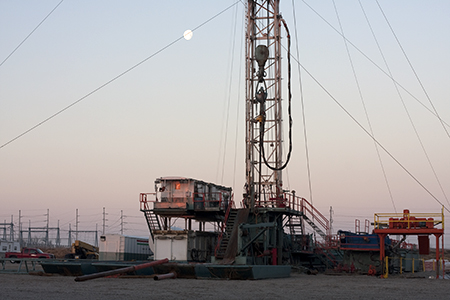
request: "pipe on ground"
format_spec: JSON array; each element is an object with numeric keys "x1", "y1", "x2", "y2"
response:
[
  {"x1": 75, "y1": 258, "x2": 169, "y2": 282},
  {"x1": 153, "y1": 272, "x2": 176, "y2": 280}
]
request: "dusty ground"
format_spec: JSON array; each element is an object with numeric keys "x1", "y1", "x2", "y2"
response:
[{"x1": 1, "y1": 271, "x2": 449, "y2": 300}]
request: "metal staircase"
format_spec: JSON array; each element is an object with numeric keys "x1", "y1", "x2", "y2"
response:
[
  {"x1": 287, "y1": 215, "x2": 303, "y2": 236},
  {"x1": 302, "y1": 215, "x2": 328, "y2": 240},
  {"x1": 314, "y1": 241, "x2": 342, "y2": 268},
  {"x1": 283, "y1": 194, "x2": 344, "y2": 269},
  {"x1": 215, "y1": 209, "x2": 238, "y2": 259},
  {"x1": 142, "y1": 210, "x2": 161, "y2": 242},
  {"x1": 284, "y1": 195, "x2": 330, "y2": 241}
]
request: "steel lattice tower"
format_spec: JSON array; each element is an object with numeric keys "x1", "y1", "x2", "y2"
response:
[{"x1": 245, "y1": 0, "x2": 284, "y2": 209}]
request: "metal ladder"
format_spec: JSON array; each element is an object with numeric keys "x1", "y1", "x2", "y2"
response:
[
  {"x1": 302, "y1": 215, "x2": 328, "y2": 240},
  {"x1": 215, "y1": 209, "x2": 238, "y2": 259},
  {"x1": 142, "y1": 210, "x2": 161, "y2": 242}
]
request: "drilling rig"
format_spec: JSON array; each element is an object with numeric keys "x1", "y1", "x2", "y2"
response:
[
  {"x1": 140, "y1": 0, "x2": 332, "y2": 276},
  {"x1": 236, "y1": 0, "x2": 293, "y2": 265}
]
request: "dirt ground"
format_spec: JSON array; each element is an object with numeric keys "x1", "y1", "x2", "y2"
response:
[{"x1": 1, "y1": 271, "x2": 450, "y2": 300}]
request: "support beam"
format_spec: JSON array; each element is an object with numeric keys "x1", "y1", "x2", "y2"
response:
[{"x1": 435, "y1": 234, "x2": 441, "y2": 279}]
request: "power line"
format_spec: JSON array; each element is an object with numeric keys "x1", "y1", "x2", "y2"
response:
[
  {"x1": 286, "y1": 48, "x2": 449, "y2": 213},
  {"x1": 220, "y1": 3, "x2": 240, "y2": 184},
  {"x1": 360, "y1": 0, "x2": 449, "y2": 208},
  {"x1": 333, "y1": 0, "x2": 397, "y2": 213},
  {"x1": 299, "y1": 0, "x2": 449, "y2": 211},
  {"x1": 0, "y1": 0, "x2": 64, "y2": 68},
  {"x1": 0, "y1": 1, "x2": 240, "y2": 150},
  {"x1": 376, "y1": 0, "x2": 450, "y2": 141},
  {"x1": 292, "y1": 0, "x2": 313, "y2": 203},
  {"x1": 232, "y1": 9, "x2": 245, "y2": 193},
  {"x1": 301, "y1": 0, "x2": 450, "y2": 130}
]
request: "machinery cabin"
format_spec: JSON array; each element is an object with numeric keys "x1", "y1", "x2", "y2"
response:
[{"x1": 152, "y1": 177, "x2": 232, "y2": 219}]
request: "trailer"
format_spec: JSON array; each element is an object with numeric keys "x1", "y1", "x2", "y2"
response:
[
  {"x1": 99, "y1": 234, "x2": 153, "y2": 261},
  {"x1": 0, "y1": 240, "x2": 20, "y2": 258}
]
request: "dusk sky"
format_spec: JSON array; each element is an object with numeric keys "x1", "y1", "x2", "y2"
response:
[{"x1": 1, "y1": 1, "x2": 449, "y2": 246}]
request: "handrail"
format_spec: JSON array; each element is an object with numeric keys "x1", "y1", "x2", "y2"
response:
[
  {"x1": 355, "y1": 219, "x2": 360, "y2": 233},
  {"x1": 193, "y1": 192, "x2": 231, "y2": 210},
  {"x1": 319, "y1": 234, "x2": 340, "y2": 249},
  {"x1": 214, "y1": 195, "x2": 235, "y2": 256},
  {"x1": 373, "y1": 208, "x2": 444, "y2": 230},
  {"x1": 240, "y1": 192, "x2": 330, "y2": 238},
  {"x1": 315, "y1": 240, "x2": 338, "y2": 267},
  {"x1": 365, "y1": 219, "x2": 370, "y2": 233},
  {"x1": 292, "y1": 196, "x2": 330, "y2": 235},
  {"x1": 281, "y1": 193, "x2": 331, "y2": 240},
  {"x1": 139, "y1": 193, "x2": 157, "y2": 211},
  {"x1": 140, "y1": 192, "x2": 232, "y2": 210}
]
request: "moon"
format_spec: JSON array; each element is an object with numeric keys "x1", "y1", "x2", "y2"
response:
[{"x1": 183, "y1": 30, "x2": 193, "y2": 40}]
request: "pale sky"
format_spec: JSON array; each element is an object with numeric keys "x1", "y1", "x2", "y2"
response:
[{"x1": 1, "y1": 1, "x2": 449, "y2": 246}]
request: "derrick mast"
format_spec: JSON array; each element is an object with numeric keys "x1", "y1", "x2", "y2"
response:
[{"x1": 245, "y1": 0, "x2": 284, "y2": 209}]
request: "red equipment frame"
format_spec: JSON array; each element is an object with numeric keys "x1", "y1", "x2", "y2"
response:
[{"x1": 373, "y1": 208, "x2": 444, "y2": 278}]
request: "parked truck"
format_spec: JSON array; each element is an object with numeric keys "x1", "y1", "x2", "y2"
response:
[
  {"x1": 65, "y1": 240, "x2": 99, "y2": 259},
  {"x1": 5, "y1": 247, "x2": 55, "y2": 263}
]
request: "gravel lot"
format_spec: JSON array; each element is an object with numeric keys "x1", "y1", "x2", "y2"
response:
[{"x1": 1, "y1": 271, "x2": 450, "y2": 300}]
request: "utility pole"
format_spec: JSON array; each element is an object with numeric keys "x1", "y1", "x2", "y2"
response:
[
  {"x1": 68, "y1": 223, "x2": 71, "y2": 246},
  {"x1": 75, "y1": 209, "x2": 79, "y2": 241},
  {"x1": 28, "y1": 220, "x2": 31, "y2": 246},
  {"x1": 102, "y1": 207, "x2": 107, "y2": 235},
  {"x1": 46, "y1": 209, "x2": 49, "y2": 246},
  {"x1": 19, "y1": 210, "x2": 22, "y2": 245},
  {"x1": 10, "y1": 215, "x2": 14, "y2": 241},
  {"x1": 56, "y1": 220, "x2": 60, "y2": 246},
  {"x1": 120, "y1": 210, "x2": 124, "y2": 235},
  {"x1": 329, "y1": 206, "x2": 334, "y2": 236}
]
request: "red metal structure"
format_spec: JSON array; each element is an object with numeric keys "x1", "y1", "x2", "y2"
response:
[{"x1": 373, "y1": 208, "x2": 444, "y2": 278}]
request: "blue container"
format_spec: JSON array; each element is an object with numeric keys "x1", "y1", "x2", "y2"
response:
[{"x1": 338, "y1": 230, "x2": 391, "y2": 251}]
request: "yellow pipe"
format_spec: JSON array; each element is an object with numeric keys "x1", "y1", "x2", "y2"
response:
[
  {"x1": 384, "y1": 256, "x2": 389, "y2": 278},
  {"x1": 374, "y1": 214, "x2": 377, "y2": 229}
]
